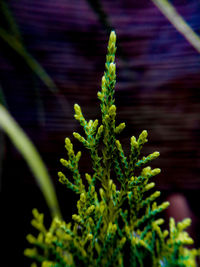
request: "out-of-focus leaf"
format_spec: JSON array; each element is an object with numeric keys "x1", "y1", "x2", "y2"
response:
[
  {"x1": 0, "y1": 104, "x2": 62, "y2": 219},
  {"x1": 0, "y1": 1, "x2": 56, "y2": 124},
  {"x1": 0, "y1": 1, "x2": 71, "y2": 118},
  {"x1": 0, "y1": 0, "x2": 21, "y2": 40},
  {"x1": 0, "y1": 27, "x2": 58, "y2": 92},
  {"x1": 152, "y1": 0, "x2": 200, "y2": 53}
]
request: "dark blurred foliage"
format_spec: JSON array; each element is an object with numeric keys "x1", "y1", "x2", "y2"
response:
[{"x1": 1, "y1": 0, "x2": 200, "y2": 265}]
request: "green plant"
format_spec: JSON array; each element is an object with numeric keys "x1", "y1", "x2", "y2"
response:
[
  {"x1": 25, "y1": 31, "x2": 200, "y2": 267},
  {"x1": 0, "y1": 104, "x2": 61, "y2": 218},
  {"x1": 0, "y1": 0, "x2": 57, "y2": 92},
  {"x1": 152, "y1": 0, "x2": 200, "y2": 53}
]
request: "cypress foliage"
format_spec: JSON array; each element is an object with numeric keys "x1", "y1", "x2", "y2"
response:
[{"x1": 25, "y1": 31, "x2": 200, "y2": 267}]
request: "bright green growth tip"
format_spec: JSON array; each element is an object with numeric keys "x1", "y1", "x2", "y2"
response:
[{"x1": 25, "y1": 31, "x2": 200, "y2": 267}]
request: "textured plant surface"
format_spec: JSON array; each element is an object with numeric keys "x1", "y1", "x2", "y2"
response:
[{"x1": 25, "y1": 31, "x2": 200, "y2": 267}]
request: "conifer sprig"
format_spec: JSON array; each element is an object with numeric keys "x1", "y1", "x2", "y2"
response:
[{"x1": 25, "y1": 31, "x2": 200, "y2": 267}]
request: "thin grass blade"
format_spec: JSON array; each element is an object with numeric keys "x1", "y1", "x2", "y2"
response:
[
  {"x1": 0, "y1": 104, "x2": 62, "y2": 218},
  {"x1": 0, "y1": 27, "x2": 57, "y2": 92},
  {"x1": 152, "y1": 0, "x2": 200, "y2": 53}
]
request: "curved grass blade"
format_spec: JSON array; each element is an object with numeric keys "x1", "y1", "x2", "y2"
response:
[
  {"x1": 0, "y1": 1, "x2": 74, "y2": 117},
  {"x1": 0, "y1": 0, "x2": 22, "y2": 40},
  {"x1": 0, "y1": 27, "x2": 57, "y2": 92},
  {"x1": 0, "y1": 26, "x2": 70, "y2": 115},
  {"x1": 0, "y1": 104, "x2": 62, "y2": 219},
  {"x1": 152, "y1": 0, "x2": 200, "y2": 53}
]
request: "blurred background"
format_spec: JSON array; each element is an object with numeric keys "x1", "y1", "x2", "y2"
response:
[{"x1": 1, "y1": 0, "x2": 200, "y2": 265}]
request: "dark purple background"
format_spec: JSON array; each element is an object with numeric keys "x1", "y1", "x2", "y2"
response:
[{"x1": 1, "y1": 0, "x2": 200, "y2": 265}]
